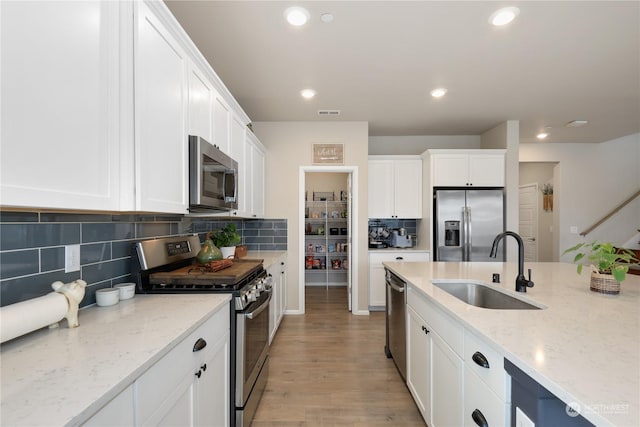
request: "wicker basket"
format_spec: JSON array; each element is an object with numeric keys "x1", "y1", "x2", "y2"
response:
[{"x1": 590, "y1": 270, "x2": 620, "y2": 295}]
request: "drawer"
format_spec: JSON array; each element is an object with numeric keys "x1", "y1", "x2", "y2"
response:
[
  {"x1": 370, "y1": 251, "x2": 429, "y2": 265},
  {"x1": 464, "y1": 366, "x2": 510, "y2": 427},
  {"x1": 136, "y1": 307, "x2": 229, "y2": 423},
  {"x1": 407, "y1": 286, "x2": 463, "y2": 356},
  {"x1": 464, "y1": 328, "x2": 509, "y2": 401}
]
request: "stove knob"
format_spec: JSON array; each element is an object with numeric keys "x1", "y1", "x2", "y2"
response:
[{"x1": 248, "y1": 290, "x2": 257, "y2": 302}]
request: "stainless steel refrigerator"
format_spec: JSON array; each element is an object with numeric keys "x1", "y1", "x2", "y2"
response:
[{"x1": 433, "y1": 188, "x2": 505, "y2": 261}]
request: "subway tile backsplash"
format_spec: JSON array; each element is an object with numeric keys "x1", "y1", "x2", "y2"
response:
[{"x1": 0, "y1": 212, "x2": 287, "y2": 308}]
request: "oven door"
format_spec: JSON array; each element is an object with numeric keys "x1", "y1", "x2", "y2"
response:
[{"x1": 236, "y1": 289, "x2": 271, "y2": 407}]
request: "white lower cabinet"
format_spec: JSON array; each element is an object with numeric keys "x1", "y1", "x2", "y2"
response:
[
  {"x1": 368, "y1": 251, "x2": 429, "y2": 309},
  {"x1": 407, "y1": 287, "x2": 463, "y2": 427},
  {"x1": 83, "y1": 385, "x2": 135, "y2": 426},
  {"x1": 84, "y1": 306, "x2": 230, "y2": 426},
  {"x1": 268, "y1": 254, "x2": 287, "y2": 343},
  {"x1": 407, "y1": 285, "x2": 511, "y2": 427}
]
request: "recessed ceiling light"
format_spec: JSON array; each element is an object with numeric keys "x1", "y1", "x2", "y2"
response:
[
  {"x1": 284, "y1": 6, "x2": 310, "y2": 26},
  {"x1": 301, "y1": 89, "x2": 316, "y2": 99},
  {"x1": 536, "y1": 132, "x2": 549, "y2": 140},
  {"x1": 566, "y1": 120, "x2": 589, "y2": 127},
  {"x1": 320, "y1": 13, "x2": 334, "y2": 23},
  {"x1": 430, "y1": 88, "x2": 448, "y2": 98},
  {"x1": 489, "y1": 7, "x2": 520, "y2": 26}
]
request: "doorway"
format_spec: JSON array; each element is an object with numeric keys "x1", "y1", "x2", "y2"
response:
[{"x1": 299, "y1": 166, "x2": 358, "y2": 314}]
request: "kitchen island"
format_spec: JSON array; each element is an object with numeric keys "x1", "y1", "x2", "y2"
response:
[
  {"x1": 383, "y1": 261, "x2": 639, "y2": 427},
  {"x1": 0, "y1": 293, "x2": 230, "y2": 426}
]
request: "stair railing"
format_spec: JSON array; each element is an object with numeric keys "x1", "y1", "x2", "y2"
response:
[{"x1": 580, "y1": 189, "x2": 640, "y2": 237}]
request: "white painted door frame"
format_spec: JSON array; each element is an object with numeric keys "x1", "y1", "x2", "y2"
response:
[{"x1": 299, "y1": 166, "x2": 360, "y2": 315}]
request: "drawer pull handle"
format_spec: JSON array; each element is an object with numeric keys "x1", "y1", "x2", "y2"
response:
[
  {"x1": 395, "y1": 257, "x2": 404, "y2": 260},
  {"x1": 195, "y1": 370, "x2": 202, "y2": 378},
  {"x1": 193, "y1": 338, "x2": 207, "y2": 352},
  {"x1": 472, "y1": 409, "x2": 488, "y2": 427},
  {"x1": 472, "y1": 351, "x2": 490, "y2": 368}
]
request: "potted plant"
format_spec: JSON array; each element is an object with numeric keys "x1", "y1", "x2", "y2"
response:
[
  {"x1": 541, "y1": 183, "x2": 553, "y2": 211},
  {"x1": 563, "y1": 241, "x2": 639, "y2": 294},
  {"x1": 209, "y1": 224, "x2": 241, "y2": 259}
]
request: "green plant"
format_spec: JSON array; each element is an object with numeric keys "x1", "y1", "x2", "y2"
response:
[
  {"x1": 541, "y1": 183, "x2": 553, "y2": 195},
  {"x1": 563, "y1": 241, "x2": 639, "y2": 282},
  {"x1": 209, "y1": 224, "x2": 241, "y2": 248}
]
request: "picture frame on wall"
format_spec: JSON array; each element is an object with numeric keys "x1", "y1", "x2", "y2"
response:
[{"x1": 312, "y1": 143, "x2": 344, "y2": 164}]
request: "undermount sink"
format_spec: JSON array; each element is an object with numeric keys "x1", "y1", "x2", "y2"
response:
[{"x1": 432, "y1": 280, "x2": 544, "y2": 310}]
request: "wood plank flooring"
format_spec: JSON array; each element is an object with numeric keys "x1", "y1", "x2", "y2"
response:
[{"x1": 252, "y1": 287, "x2": 425, "y2": 426}]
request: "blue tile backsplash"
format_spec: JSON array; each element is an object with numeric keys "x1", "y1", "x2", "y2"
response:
[{"x1": 0, "y1": 212, "x2": 287, "y2": 308}]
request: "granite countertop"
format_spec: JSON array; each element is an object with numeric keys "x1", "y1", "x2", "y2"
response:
[
  {"x1": 0, "y1": 293, "x2": 231, "y2": 426},
  {"x1": 383, "y1": 261, "x2": 639, "y2": 427}
]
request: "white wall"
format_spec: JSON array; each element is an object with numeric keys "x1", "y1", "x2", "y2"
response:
[
  {"x1": 520, "y1": 133, "x2": 640, "y2": 261},
  {"x1": 369, "y1": 135, "x2": 481, "y2": 155},
  {"x1": 252, "y1": 121, "x2": 369, "y2": 314}
]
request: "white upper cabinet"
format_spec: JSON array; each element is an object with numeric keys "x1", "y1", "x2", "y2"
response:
[
  {"x1": 247, "y1": 132, "x2": 266, "y2": 218},
  {"x1": 213, "y1": 94, "x2": 231, "y2": 154},
  {"x1": 0, "y1": 1, "x2": 123, "y2": 210},
  {"x1": 430, "y1": 150, "x2": 505, "y2": 187},
  {"x1": 368, "y1": 157, "x2": 422, "y2": 219},
  {"x1": 230, "y1": 115, "x2": 248, "y2": 216},
  {"x1": 134, "y1": 0, "x2": 188, "y2": 213},
  {"x1": 187, "y1": 59, "x2": 214, "y2": 143}
]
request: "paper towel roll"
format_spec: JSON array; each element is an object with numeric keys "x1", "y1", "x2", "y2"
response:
[{"x1": 0, "y1": 292, "x2": 69, "y2": 343}]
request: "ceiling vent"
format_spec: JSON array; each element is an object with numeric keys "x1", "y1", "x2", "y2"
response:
[{"x1": 317, "y1": 110, "x2": 341, "y2": 116}]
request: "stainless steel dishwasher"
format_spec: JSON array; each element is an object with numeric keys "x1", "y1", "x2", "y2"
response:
[{"x1": 384, "y1": 268, "x2": 407, "y2": 381}]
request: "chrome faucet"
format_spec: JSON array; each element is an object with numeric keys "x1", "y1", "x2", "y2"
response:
[{"x1": 490, "y1": 231, "x2": 534, "y2": 293}]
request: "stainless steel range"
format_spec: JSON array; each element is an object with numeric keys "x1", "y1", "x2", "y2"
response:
[{"x1": 131, "y1": 235, "x2": 271, "y2": 427}]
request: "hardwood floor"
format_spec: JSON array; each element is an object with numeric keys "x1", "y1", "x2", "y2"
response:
[{"x1": 252, "y1": 286, "x2": 425, "y2": 426}]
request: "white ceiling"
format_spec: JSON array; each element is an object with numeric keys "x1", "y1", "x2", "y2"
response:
[{"x1": 165, "y1": 1, "x2": 640, "y2": 144}]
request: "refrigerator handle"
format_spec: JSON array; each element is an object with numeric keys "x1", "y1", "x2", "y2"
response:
[
  {"x1": 467, "y1": 207, "x2": 472, "y2": 257},
  {"x1": 462, "y1": 207, "x2": 469, "y2": 260}
]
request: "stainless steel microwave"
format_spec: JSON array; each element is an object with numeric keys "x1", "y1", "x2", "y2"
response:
[{"x1": 189, "y1": 135, "x2": 238, "y2": 212}]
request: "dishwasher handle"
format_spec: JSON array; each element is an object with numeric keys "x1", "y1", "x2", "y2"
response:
[{"x1": 385, "y1": 270, "x2": 406, "y2": 293}]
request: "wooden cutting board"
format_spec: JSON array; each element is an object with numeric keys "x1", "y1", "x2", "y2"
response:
[{"x1": 149, "y1": 259, "x2": 263, "y2": 286}]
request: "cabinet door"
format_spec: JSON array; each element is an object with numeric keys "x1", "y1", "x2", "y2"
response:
[
  {"x1": 369, "y1": 261, "x2": 386, "y2": 308},
  {"x1": 268, "y1": 262, "x2": 279, "y2": 344},
  {"x1": 468, "y1": 154, "x2": 505, "y2": 187},
  {"x1": 248, "y1": 136, "x2": 265, "y2": 218},
  {"x1": 464, "y1": 366, "x2": 509, "y2": 427},
  {"x1": 194, "y1": 333, "x2": 230, "y2": 427},
  {"x1": 431, "y1": 331, "x2": 464, "y2": 427},
  {"x1": 1, "y1": 1, "x2": 122, "y2": 210},
  {"x1": 368, "y1": 160, "x2": 395, "y2": 218},
  {"x1": 84, "y1": 384, "x2": 135, "y2": 427},
  {"x1": 279, "y1": 258, "x2": 287, "y2": 320},
  {"x1": 230, "y1": 115, "x2": 248, "y2": 216},
  {"x1": 213, "y1": 93, "x2": 231, "y2": 154},
  {"x1": 188, "y1": 60, "x2": 213, "y2": 142},
  {"x1": 135, "y1": 1, "x2": 188, "y2": 213},
  {"x1": 407, "y1": 306, "x2": 431, "y2": 424},
  {"x1": 432, "y1": 154, "x2": 469, "y2": 187},
  {"x1": 393, "y1": 159, "x2": 423, "y2": 218}
]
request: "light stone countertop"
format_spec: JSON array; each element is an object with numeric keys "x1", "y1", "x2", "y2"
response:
[
  {"x1": 0, "y1": 293, "x2": 231, "y2": 426},
  {"x1": 383, "y1": 261, "x2": 639, "y2": 427},
  {"x1": 245, "y1": 250, "x2": 287, "y2": 269}
]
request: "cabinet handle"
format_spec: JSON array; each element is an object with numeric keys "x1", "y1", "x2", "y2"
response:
[
  {"x1": 395, "y1": 257, "x2": 404, "y2": 260},
  {"x1": 472, "y1": 351, "x2": 490, "y2": 368},
  {"x1": 195, "y1": 370, "x2": 202, "y2": 378},
  {"x1": 421, "y1": 325, "x2": 430, "y2": 334},
  {"x1": 193, "y1": 338, "x2": 207, "y2": 352},
  {"x1": 472, "y1": 409, "x2": 488, "y2": 427},
  {"x1": 201, "y1": 363, "x2": 207, "y2": 372}
]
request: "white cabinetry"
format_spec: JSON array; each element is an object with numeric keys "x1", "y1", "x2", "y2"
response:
[
  {"x1": 134, "y1": 0, "x2": 189, "y2": 213},
  {"x1": 429, "y1": 150, "x2": 505, "y2": 187},
  {"x1": 368, "y1": 251, "x2": 429, "y2": 309},
  {"x1": 247, "y1": 132, "x2": 266, "y2": 218},
  {"x1": 0, "y1": 1, "x2": 123, "y2": 210},
  {"x1": 213, "y1": 93, "x2": 232, "y2": 154},
  {"x1": 463, "y1": 329, "x2": 510, "y2": 427},
  {"x1": 187, "y1": 60, "x2": 214, "y2": 143},
  {"x1": 136, "y1": 307, "x2": 230, "y2": 426},
  {"x1": 268, "y1": 253, "x2": 287, "y2": 344},
  {"x1": 84, "y1": 385, "x2": 135, "y2": 426},
  {"x1": 368, "y1": 157, "x2": 422, "y2": 218},
  {"x1": 407, "y1": 286, "x2": 463, "y2": 427}
]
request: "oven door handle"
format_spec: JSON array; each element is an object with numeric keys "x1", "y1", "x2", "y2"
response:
[{"x1": 245, "y1": 290, "x2": 272, "y2": 320}]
